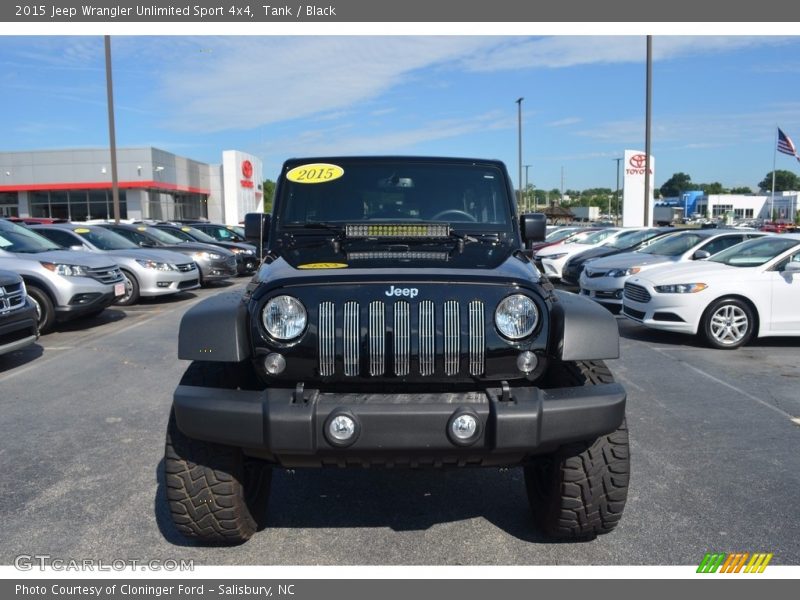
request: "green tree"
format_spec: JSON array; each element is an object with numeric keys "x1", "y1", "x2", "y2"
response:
[
  {"x1": 729, "y1": 186, "x2": 753, "y2": 195},
  {"x1": 659, "y1": 172, "x2": 693, "y2": 198},
  {"x1": 262, "y1": 179, "x2": 276, "y2": 213},
  {"x1": 758, "y1": 170, "x2": 799, "y2": 192},
  {"x1": 698, "y1": 182, "x2": 725, "y2": 195}
]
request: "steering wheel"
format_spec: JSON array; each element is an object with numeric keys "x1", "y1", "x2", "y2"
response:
[{"x1": 430, "y1": 209, "x2": 477, "y2": 222}]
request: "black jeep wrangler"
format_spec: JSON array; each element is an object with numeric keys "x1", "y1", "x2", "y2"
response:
[{"x1": 164, "y1": 156, "x2": 629, "y2": 544}]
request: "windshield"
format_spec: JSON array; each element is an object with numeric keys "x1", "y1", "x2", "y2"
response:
[
  {"x1": 181, "y1": 227, "x2": 218, "y2": 243},
  {"x1": 638, "y1": 232, "x2": 704, "y2": 257},
  {"x1": 142, "y1": 227, "x2": 184, "y2": 245},
  {"x1": 709, "y1": 237, "x2": 800, "y2": 267},
  {"x1": 580, "y1": 229, "x2": 619, "y2": 245},
  {"x1": 278, "y1": 160, "x2": 513, "y2": 231},
  {"x1": 0, "y1": 220, "x2": 63, "y2": 253},
  {"x1": 545, "y1": 228, "x2": 578, "y2": 242},
  {"x1": 75, "y1": 227, "x2": 138, "y2": 251},
  {"x1": 606, "y1": 228, "x2": 660, "y2": 250}
]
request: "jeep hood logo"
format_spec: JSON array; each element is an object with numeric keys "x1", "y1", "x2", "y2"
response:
[{"x1": 385, "y1": 285, "x2": 418, "y2": 298}]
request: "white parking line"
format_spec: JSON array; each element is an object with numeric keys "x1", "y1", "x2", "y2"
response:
[{"x1": 651, "y1": 347, "x2": 797, "y2": 422}]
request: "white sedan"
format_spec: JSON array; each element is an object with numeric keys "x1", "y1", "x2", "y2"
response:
[
  {"x1": 535, "y1": 228, "x2": 622, "y2": 280},
  {"x1": 622, "y1": 234, "x2": 800, "y2": 349}
]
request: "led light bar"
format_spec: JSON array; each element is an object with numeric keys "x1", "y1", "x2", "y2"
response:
[
  {"x1": 345, "y1": 224, "x2": 450, "y2": 238},
  {"x1": 347, "y1": 251, "x2": 449, "y2": 261}
]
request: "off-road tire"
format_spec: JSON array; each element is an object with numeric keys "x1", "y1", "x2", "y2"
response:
[
  {"x1": 525, "y1": 360, "x2": 630, "y2": 539},
  {"x1": 26, "y1": 284, "x2": 55, "y2": 334},
  {"x1": 164, "y1": 361, "x2": 271, "y2": 545}
]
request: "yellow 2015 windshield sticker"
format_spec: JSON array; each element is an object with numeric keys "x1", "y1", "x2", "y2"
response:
[
  {"x1": 286, "y1": 163, "x2": 344, "y2": 184},
  {"x1": 73, "y1": 228, "x2": 91, "y2": 234},
  {"x1": 297, "y1": 262, "x2": 348, "y2": 269}
]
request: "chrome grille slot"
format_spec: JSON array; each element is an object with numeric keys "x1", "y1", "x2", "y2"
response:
[
  {"x1": 394, "y1": 301, "x2": 410, "y2": 376},
  {"x1": 369, "y1": 301, "x2": 385, "y2": 376},
  {"x1": 468, "y1": 300, "x2": 485, "y2": 376},
  {"x1": 418, "y1": 301, "x2": 435, "y2": 376},
  {"x1": 176, "y1": 263, "x2": 196, "y2": 272},
  {"x1": 318, "y1": 302, "x2": 335, "y2": 377},
  {"x1": 444, "y1": 300, "x2": 460, "y2": 376},
  {"x1": 87, "y1": 266, "x2": 124, "y2": 284},
  {"x1": 624, "y1": 283, "x2": 651, "y2": 303},
  {"x1": 343, "y1": 301, "x2": 360, "y2": 376},
  {"x1": 0, "y1": 282, "x2": 25, "y2": 315}
]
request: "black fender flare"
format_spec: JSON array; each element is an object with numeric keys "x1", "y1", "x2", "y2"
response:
[
  {"x1": 178, "y1": 291, "x2": 251, "y2": 362},
  {"x1": 549, "y1": 290, "x2": 620, "y2": 361}
]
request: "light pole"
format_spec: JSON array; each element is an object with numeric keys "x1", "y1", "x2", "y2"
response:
[
  {"x1": 644, "y1": 35, "x2": 653, "y2": 227},
  {"x1": 516, "y1": 97, "x2": 524, "y2": 211},
  {"x1": 524, "y1": 164, "x2": 532, "y2": 212},
  {"x1": 104, "y1": 35, "x2": 120, "y2": 224},
  {"x1": 613, "y1": 157, "x2": 622, "y2": 225}
]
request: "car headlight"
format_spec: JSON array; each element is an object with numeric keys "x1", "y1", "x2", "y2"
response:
[
  {"x1": 262, "y1": 295, "x2": 307, "y2": 340},
  {"x1": 495, "y1": 294, "x2": 539, "y2": 340},
  {"x1": 192, "y1": 251, "x2": 223, "y2": 261},
  {"x1": 607, "y1": 267, "x2": 641, "y2": 278},
  {"x1": 654, "y1": 283, "x2": 708, "y2": 294},
  {"x1": 230, "y1": 248, "x2": 254, "y2": 255},
  {"x1": 135, "y1": 258, "x2": 176, "y2": 271},
  {"x1": 40, "y1": 262, "x2": 89, "y2": 277},
  {"x1": 543, "y1": 252, "x2": 568, "y2": 260}
]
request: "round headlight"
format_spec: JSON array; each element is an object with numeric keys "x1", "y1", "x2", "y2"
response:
[
  {"x1": 262, "y1": 295, "x2": 307, "y2": 340},
  {"x1": 495, "y1": 294, "x2": 538, "y2": 340}
]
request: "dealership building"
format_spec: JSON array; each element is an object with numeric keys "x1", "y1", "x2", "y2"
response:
[
  {"x1": 663, "y1": 190, "x2": 800, "y2": 221},
  {"x1": 0, "y1": 147, "x2": 263, "y2": 224}
]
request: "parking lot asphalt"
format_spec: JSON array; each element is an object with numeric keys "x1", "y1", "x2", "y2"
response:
[{"x1": 1, "y1": 282, "x2": 798, "y2": 566}]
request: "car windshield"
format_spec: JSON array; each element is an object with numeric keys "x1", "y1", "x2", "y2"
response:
[
  {"x1": 227, "y1": 226, "x2": 245, "y2": 239},
  {"x1": 709, "y1": 237, "x2": 800, "y2": 267},
  {"x1": 580, "y1": 229, "x2": 619, "y2": 245},
  {"x1": 606, "y1": 228, "x2": 659, "y2": 250},
  {"x1": 638, "y1": 232, "x2": 704, "y2": 256},
  {"x1": 278, "y1": 160, "x2": 513, "y2": 231},
  {"x1": 142, "y1": 227, "x2": 184, "y2": 244},
  {"x1": 0, "y1": 220, "x2": 63, "y2": 253},
  {"x1": 544, "y1": 228, "x2": 578, "y2": 242},
  {"x1": 181, "y1": 227, "x2": 218, "y2": 243},
  {"x1": 75, "y1": 227, "x2": 138, "y2": 250}
]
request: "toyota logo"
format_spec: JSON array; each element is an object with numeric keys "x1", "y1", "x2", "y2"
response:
[
  {"x1": 241, "y1": 160, "x2": 253, "y2": 179},
  {"x1": 629, "y1": 154, "x2": 647, "y2": 169}
]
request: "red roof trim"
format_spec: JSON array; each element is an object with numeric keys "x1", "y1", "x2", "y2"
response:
[{"x1": 0, "y1": 180, "x2": 210, "y2": 194}]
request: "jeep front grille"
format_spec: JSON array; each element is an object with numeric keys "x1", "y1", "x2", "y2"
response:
[{"x1": 317, "y1": 299, "x2": 485, "y2": 378}]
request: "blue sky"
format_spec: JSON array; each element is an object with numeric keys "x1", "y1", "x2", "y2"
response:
[{"x1": 2, "y1": 35, "x2": 800, "y2": 192}]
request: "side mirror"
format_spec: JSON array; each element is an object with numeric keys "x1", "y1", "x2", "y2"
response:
[
  {"x1": 244, "y1": 213, "x2": 271, "y2": 246},
  {"x1": 520, "y1": 213, "x2": 547, "y2": 245},
  {"x1": 784, "y1": 262, "x2": 800, "y2": 273},
  {"x1": 69, "y1": 245, "x2": 86, "y2": 251},
  {"x1": 692, "y1": 249, "x2": 711, "y2": 260}
]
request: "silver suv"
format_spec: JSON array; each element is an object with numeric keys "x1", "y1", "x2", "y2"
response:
[
  {"x1": 32, "y1": 224, "x2": 200, "y2": 306},
  {"x1": 0, "y1": 219, "x2": 125, "y2": 332}
]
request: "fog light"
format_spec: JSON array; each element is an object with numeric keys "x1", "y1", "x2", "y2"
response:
[
  {"x1": 263, "y1": 352, "x2": 286, "y2": 375},
  {"x1": 448, "y1": 412, "x2": 480, "y2": 446},
  {"x1": 157, "y1": 281, "x2": 170, "y2": 288},
  {"x1": 615, "y1": 289, "x2": 624, "y2": 299},
  {"x1": 516, "y1": 351, "x2": 538, "y2": 373},
  {"x1": 325, "y1": 413, "x2": 359, "y2": 446}
]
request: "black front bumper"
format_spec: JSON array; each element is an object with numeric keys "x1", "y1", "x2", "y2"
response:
[
  {"x1": 173, "y1": 383, "x2": 626, "y2": 467},
  {"x1": 54, "y1": 291, "x2": 117, "y2": 320},
  {"x1": 0, "y1": 302, "x2": 39, "y2": 356}
]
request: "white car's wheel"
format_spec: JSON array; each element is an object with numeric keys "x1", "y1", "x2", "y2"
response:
[{"x1": 701, "y1": 298, "x2": 755, "y2": 350}]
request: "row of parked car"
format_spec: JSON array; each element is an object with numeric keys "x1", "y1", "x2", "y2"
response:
[
  {"x1": 0, "y1": 218, "x2": 258, "y2": 356},
  {"x1": 534, "y1": 225, "x2": 800, "y2": 349}
]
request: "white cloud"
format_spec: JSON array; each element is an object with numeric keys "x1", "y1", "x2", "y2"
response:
[
  {"x1": 155, "y1": 37, "x2": 500, "y2": 132},
  {"x1": 547, "y1": 117, "x2": 582, "y2": 127},
  {"x1": 462, "y1": 36, "x2": 793, "y2": 71}
]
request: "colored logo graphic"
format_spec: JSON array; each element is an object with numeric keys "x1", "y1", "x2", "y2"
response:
[
  {"x1": 697, "y1": 552, "x2": 773, "y2": 573},
  {"x1": 241, "y1": 160, "x2": 253, "y2": 179},
  {"x1": 629, "y1": 154, "x2": 647, "y2": 169}
]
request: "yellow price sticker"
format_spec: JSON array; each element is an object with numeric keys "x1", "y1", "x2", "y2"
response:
[
  {"x1": 181, "y1": 227, "x2": 192, "y2": 232},
  {"x1": 286, "y1": 163, "x2": 344, "y2": 184},
  {"x1": 297, "y1": 262, "x2": 348, "y2": 270},
  {"x1": 73, "y1": 228, "x2": 91, "y2": 234}
]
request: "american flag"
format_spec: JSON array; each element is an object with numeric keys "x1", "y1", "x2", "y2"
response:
[{"x1": 777, "y1": 127, "x2": 800, "y2": 162}]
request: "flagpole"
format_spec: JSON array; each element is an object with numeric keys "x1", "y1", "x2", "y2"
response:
[{"x1": 771, "y1": 126, "x2": 778, "y2": 224}]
